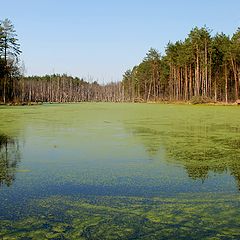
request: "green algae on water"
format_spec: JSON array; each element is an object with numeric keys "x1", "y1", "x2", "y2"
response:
[{"x1": 0, "y1": 103, "x2": 240, "y2": 239}]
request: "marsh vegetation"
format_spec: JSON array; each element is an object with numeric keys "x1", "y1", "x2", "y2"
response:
[{"x1": 0, "y1": 103, "x2": 240, "y2": 239}]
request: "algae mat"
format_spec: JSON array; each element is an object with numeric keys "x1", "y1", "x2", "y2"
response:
[{"x1": 0, "y1": 103, "x2": 240, "y2": 239}]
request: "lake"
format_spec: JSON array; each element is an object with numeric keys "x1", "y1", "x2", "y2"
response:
[{"x1": 0, "y1": 103, "x2": 240, "y2": 239}]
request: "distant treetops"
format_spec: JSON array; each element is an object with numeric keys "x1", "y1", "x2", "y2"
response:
[
  {"x1": 1, "y1": 19, "x2": 240, "y2": 103},
  {"x1": 122, "y1": 26, "x2": 240, "y2": 103}
]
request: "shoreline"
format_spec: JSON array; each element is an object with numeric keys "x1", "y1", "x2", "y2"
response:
[{"x1": 0, "y1": 101, "x2": 239, "y2": 106}]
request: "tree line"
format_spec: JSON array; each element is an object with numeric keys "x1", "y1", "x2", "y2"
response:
[
  {"x1": 21, "y1": 75, "x2": 123, "y2": 103},
  {"x1": 122, "y1": 27, "x2": 240, "y2": 103},
  {"x1": 1, "y1": 19, "x2": 240, "y2": 103},
  {"x1": 0, "y1": 19, "x2": 123, "y2": 104},
  {"x1": 2, "y1": 72, "x2": 123, "y2": 103}
]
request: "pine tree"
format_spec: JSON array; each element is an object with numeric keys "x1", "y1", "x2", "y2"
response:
[{"x1": 0, "y1": 19, "x2": 21, "y2": 103}]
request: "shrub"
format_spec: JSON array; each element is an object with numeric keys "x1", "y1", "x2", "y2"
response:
[{"x1": 190, "y1": 96, "x2": 213, "y2": 104}]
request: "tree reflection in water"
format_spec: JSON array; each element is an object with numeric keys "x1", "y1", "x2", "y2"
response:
[
  {"x1": 127, "y1": 124, "x2": 240, "y2": 190},
  {"x1": 0, "y1": 133, "x2": 20, "y2": 187}
]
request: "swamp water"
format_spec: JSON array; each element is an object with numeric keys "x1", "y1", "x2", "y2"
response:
[{"x1": 0, "y1": 103, "x2": 240, "y2": 239}]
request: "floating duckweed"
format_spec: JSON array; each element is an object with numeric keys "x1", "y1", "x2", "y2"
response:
[
  {"x1": 1, "y1": 103, "x2": 240, "y2": 239},
  {"x1": 0, "y1": 194, "x2": 240, "y2": 239}
]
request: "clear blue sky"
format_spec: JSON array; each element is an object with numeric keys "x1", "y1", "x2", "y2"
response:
[{"x1": 1, "y1": 0, "x2": 240, "y2": 83}]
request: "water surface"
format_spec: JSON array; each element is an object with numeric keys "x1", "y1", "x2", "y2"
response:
[{"x1": 0, "y1": 103, "x2": 240, "y2": 239}]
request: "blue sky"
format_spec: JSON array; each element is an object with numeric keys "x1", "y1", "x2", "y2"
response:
[{"x1": 1, "y1": 0, "x2": 240, "y2": 83}]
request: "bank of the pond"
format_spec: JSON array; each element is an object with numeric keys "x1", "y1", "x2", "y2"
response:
[{"x1": 0, "y1": 100, "x2": 240, "y2": 107}]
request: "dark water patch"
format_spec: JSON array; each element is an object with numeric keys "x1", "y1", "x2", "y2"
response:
[{"x1": 0, "y1": 133, "x2": 21, "y2": 188}]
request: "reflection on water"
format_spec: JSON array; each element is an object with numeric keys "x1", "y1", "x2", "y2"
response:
[
  {"x1": 0, "y1": 133, "x2": 21, "y2": 187},
  {"x1": 128, "y1": 122, "x2": 240, "y2": 189}
]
